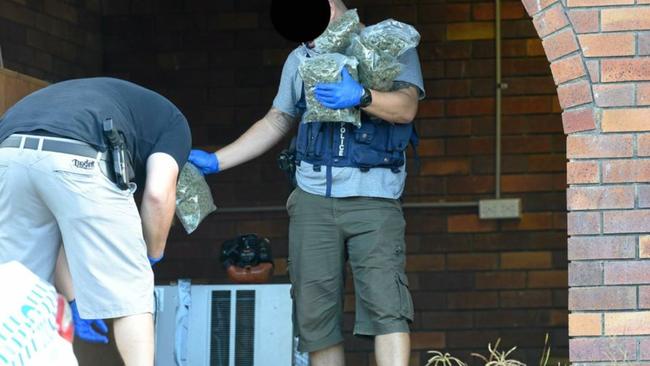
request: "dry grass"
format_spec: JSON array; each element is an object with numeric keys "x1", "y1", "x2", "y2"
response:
[
  {"x1": 425, "y1": 351, "x2": 466, "y2": 366},
  {"x1": 425, "y1": 334, "x2": 572, "y2": 366},
  {"x1": 538, "y1": 334, "x2": 551, "y2": 366},
  {"x1": 470, "y1": 339, "x2": 525, "y2": 366},
  {"x1": 424, "y1": 332, "x2": 640, "y2": 365}
]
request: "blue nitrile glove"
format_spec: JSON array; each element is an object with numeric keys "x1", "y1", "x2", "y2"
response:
[
  {"x1": 148, "y1": 254, "x2": 163, "y2": 266},
  {"x1": 314, "y1": 68, "x2": 364, "y2": 110},
  {"x1": 69, "y1": 299, "x2": 109, "y2": 344},
  {"x1": 188, "y1": 149, "x2": 220, "y2": 175}
]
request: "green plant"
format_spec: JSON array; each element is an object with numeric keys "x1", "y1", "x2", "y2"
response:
[
  {"x1": 539, "y1": 333, "x2": 551, "y2": 366},
  {"x1": 425, "y1": 333, "x2": 572, "y2": 366},
  {"x1": 425, "y1": 351, "x2": 466, "y2": 366},
  {"x1": 471, "y1": 339, "x2": 525, "y2": 366}
]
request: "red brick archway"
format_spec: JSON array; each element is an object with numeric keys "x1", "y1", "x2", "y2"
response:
[{"x1": 524, "y1": 0, "x2": 650, "y2": 363}]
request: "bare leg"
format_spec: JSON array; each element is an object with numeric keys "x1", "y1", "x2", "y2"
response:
[
  {"x1": 310, "y1": 342, "x2": 345, "y2": 366},
  {"x1": 375, "y1": 332, "x2": 410, "y2": 366},
  {"x1": 54, "y1": 245, "x2": 75, "y2": 301},
  {"x1": 113, "y1": 313, "x2": 155, "y2": 366}
]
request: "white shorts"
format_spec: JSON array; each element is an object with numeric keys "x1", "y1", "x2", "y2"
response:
[{"x1": 0, "y1": 134, "x2": 153, "y2": 319}]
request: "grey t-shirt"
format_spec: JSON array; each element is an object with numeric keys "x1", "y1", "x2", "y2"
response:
[{"x1": 273, "y1": 45, "x2": 425, "y2": 199}]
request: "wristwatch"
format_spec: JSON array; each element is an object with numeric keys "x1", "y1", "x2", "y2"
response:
[{"x1": 359, "y1": 86, "x2": 372, "y2": 108}]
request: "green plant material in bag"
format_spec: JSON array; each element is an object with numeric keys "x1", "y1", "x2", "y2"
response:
[
  {"x1": 348, "y1": 19, "x2": 421, "y2": 91},
  {"x1": 361, "y1": 19, "x2": 421, "y2": 58},
  {"x1": 347, "y1": 34, "x2": 402, "y2": 91},
  {"x1": 313, "y1": 9, "x2": 360, "y2": 54},
  {"x1": 175, "y1": 163, "x2": 217, "y2": 234},
  {"x1": 299, "y1": 53, "x2": 361, "y2": 126}
]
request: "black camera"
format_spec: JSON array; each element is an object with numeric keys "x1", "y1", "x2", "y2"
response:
[{"x1": 221, "y1": 234, "x2": 273, "y2": 269}]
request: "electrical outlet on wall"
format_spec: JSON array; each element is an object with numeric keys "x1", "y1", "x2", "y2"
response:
[{"x1": 479, "y1": 198, "x2": 521, "y2": 219}]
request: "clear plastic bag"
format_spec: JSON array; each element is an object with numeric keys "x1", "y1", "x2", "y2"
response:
[
  {"x1": 347, "y1": 35, "x2": 402, "y2": 92},
  {"x1": 313, "y1": 9, "x2": 360, "y2": 54},
  {"x1": 175, "y1": 163, "x2": 217, "y2": 234},
  {"x1": 299, "y1": 53, "x2": 361, "y2": 126},
  {"x1": 348, "y1": 19, "x2": 421, "y2": 91},
  {"x1": 360, "y1": 19, "x2": 421, "y2": 58}
]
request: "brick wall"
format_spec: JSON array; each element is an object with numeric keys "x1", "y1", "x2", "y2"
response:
[
  {"x1": 399, "y1": 1, "x2": 569, "y2": 363},
  {"x1": 0, "y1": 0, "x2": 102, "y2": 81},
  {"x1": 520, "y1": 0, "x2": 650, "y2": 364},
  {"x1": 100, "y1": 1, "x2": 570, "y2": 365},
  {"x1": 4, "y1": 0, "x2": 650, "y2": 364}
]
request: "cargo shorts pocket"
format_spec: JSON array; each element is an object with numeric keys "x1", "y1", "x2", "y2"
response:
[
  {"x1": 289, "y1": 285, "x2": 300, "y2": 337},
  {"x1": 286, "y1": 187, "x2": 301, "y2": 213},
  {"x1": 395, "y1": 272, "x2": 414, "y2": 322}
]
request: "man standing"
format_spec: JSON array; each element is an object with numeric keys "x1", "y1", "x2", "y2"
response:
[
  {"x1": 0, "y1": 77, "x2": 191, "y2": 366},
  {"x1": 190, "y1": 1, "x2": 425, "y2": 365}
]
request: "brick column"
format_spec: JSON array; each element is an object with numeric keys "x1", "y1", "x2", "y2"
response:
[{"x1": 523, "y1": 0, "x2": 650, "y2": 363}]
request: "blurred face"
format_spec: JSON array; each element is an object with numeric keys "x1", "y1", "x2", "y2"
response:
[{"x1": 307, "y1": 0, "x2": 346, "y2": 48}]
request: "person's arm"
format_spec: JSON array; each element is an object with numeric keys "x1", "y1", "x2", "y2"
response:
[
  {"x1": 188, "y1": 107, "x2": 297, "y2": 174},
  {"x1": 140, "y1": 153, "x2": 179, "y2": 259},
  {"x1": 361, "y1": 86, "x2": 419, "y2": 124},
  {"x1": 216, "y1": 108, "x2": 297, "y2": 171},
  {"x1": 313, "y1": 69, "x2": 420, "y2": 124}
]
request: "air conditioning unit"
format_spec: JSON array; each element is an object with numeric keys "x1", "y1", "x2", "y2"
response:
[{"x1": 154, "y1": 283, "x2": 300, "y2": 366}]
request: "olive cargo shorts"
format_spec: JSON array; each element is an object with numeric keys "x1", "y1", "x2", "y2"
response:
[{"x1": 287, "y1": 187, "x2": 414, "y2": 353}]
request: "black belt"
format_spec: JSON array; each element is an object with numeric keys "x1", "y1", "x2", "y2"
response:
[{"x1": 0, "y1": 135, "x2": 102, "y2": 159}]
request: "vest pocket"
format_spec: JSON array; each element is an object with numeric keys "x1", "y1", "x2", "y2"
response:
[
  {"x1": 389, "y1": 124, "x2": 413, "y2": 152},
  {"x1": 354, "y1": 123, "x2": 375, "y2": 144},
  {"x1": 351, "y1": 149, "x2": 389, "y2": 168},
  {"x1": 351, "y1": 148, "x2": 404, "y2": 169},
  {"x1": 295, "y1": 122, "x2": 310, "y2": 156}
]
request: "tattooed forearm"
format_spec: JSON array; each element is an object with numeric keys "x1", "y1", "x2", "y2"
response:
[{"x1": 266, "y1": 108, "x2": 297, "y2": 136}]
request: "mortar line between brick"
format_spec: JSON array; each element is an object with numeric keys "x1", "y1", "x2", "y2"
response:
[{"x1": 598, "y1": 7, "x2": 602, "y2": 33}]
